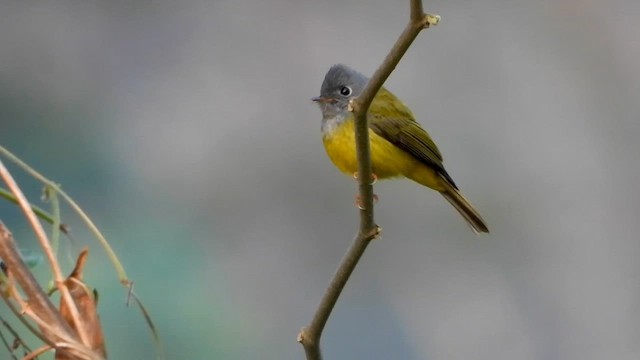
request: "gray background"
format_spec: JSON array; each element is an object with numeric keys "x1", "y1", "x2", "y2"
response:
[{"x1": 1, "y1": 0, "x2": 639, "y2": 359}]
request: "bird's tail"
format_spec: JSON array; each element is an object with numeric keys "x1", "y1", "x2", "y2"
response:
[{"x1": 440, "y1": 180, "x2": 489, "y2": 234}]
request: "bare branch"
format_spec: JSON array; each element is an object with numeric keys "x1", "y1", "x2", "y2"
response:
[
  {"x1": 299, "y1": 1, "x2": 439, "y2": 359},
  {"x1": 410, "y1": 0, "x2": 424, "y2": 21}
]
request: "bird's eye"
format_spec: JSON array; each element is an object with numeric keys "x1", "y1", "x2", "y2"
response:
[{"x1": 339, "y1": 86, "x2": 352, "y2": 96}]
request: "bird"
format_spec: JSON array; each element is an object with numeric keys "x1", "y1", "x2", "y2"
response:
[{"x1": 313, "y1": 64, "x2": 489, "y2": 234}]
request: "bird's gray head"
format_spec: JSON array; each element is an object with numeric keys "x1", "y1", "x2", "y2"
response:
[{"x1": 312, "y1": 64, "x2": 369, "y2": 119}]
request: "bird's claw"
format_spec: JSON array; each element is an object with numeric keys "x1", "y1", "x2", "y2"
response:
[
  {"x1": 353, "y1": 172, "x2": 378, "y2": 185},
  {"x1": 355, "y1": 194, "x2": 379, "y2": 210}
]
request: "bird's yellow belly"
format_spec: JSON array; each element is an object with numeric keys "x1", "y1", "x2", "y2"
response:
[{"x1": 322, "y1": 120, "x2": 445, "y2": 191}]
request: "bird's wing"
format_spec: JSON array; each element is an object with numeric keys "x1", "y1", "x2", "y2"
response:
[{"x1": 368, "y1": 88, "x2": 457, "y2": 188}]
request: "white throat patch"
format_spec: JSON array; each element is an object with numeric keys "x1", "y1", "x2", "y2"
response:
[{"x1": 321, "y1": 113, "x2": 348, "y2": 137}]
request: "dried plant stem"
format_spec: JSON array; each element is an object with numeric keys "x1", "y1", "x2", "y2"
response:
[
  {"x1": 0, "y1": 159, "x2": 91, "y2": 347},
  {"x1": 298, "y1": 1, "x2": 439, "y2": 359},
  {"x1": 22, "y1": 345, "x2": 53, "y2": 360},
  {"x1": 0, "y1": 146, "x2": 161, "y2": 359},
  {"x1": 0, "y1": 145, "x2": 129, "y2": 284}
]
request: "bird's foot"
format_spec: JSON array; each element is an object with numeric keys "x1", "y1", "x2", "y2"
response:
[
  {"x1": 355, "y1": 193, "x2": 379, "y2": 210},
  {"x1": 352, "y1": 172, "x2": 378, "y2": 185}
]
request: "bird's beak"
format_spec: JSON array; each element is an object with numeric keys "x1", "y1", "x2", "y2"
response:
[{"x1": 311, "y1": 97, "x2": 335, "y2": 104}]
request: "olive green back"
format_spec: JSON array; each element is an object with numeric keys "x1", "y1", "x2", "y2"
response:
[{"x1": 368, "y1": 88, "x2": 458, "y2": 189}]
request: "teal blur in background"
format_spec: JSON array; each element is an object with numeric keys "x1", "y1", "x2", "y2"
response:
[{"x1": 2, "y1": 1, "x2": 640, "y2": 359}]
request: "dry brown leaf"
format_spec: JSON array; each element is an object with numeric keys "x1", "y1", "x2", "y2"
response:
[{"x1": 56, "y1": 248, "x2": 106, "y2": 360}]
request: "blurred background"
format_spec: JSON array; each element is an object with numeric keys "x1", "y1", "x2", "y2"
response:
[{"x1": 1, "y1": 0, "x2": 639, "y2": 359}]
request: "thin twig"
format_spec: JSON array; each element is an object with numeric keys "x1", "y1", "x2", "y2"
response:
[
  {"x1": 45, "y1": 185, "x2": 62, "y2": 272},
  {"x1": 0, "y1": 187, "x2": 70, "y2": 235},
  {"x1": 298, "y1": 1, "x2": 439, "y2": 359},
  {"x1": 0, "y1": 330, "x2": 14, "y2": 360},
  {"x1": 0, "y1": 223, "x2": 77, "y2": 343},
  {"x1": 1, "y1": 147, "x2": 161, "y2": 359},
  {"x1": 0, "y1": 146, "x2": 130, "y2": 285},
  {"x1": 0, "y1": 227, "x2": 102, "y2": 358},
  {"x1": 0, "y1": 160, "x2": 91, "y2": 347},
  {"x1": 0, "y1": 291, "x2": 53, "y2": 347},
  {"x1": 22, "y1": 344, "x2": 52, "y2": 360}
]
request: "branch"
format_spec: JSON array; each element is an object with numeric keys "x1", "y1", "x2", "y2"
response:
[{"x1": 298, "y1": 1, "x2": 440, "y2": 359}]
